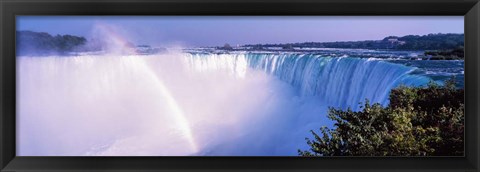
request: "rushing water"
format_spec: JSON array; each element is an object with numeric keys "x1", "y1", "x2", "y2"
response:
[{"x1": 17, "y1": 51, "x2": 463, "y2": 156}]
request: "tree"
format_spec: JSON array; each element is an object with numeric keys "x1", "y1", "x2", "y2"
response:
[
  {"x1": 299, "y1": 79, "x2": 464, "y2": 156},
  {"x1": 17, "y1": 31, "x2": 87, "y2": 55},
  {"x1": 243, "y1": 33, "x2": 464, "y2": 51},
  {"x1": 222, "y1": 43, "x2": 234, "y2": 50}
]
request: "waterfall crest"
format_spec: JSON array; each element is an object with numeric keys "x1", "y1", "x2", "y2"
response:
[
  {"x1": 17, "y1": 52, "x2": 431, "y2": 156},
  {"x1": 185, "y1": 53, "x2": 430, "y2": 109}
]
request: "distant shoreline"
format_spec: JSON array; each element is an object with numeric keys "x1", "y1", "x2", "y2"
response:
[
  {"x1": 16, "y1": 30, "x2": 464, "y2": 60},
  {"x1": 185, "y1": 48, "x2": 463, "y2": 61},
  {"x1": 237, "y1": 33, "x2": 464, "y2": 51}
]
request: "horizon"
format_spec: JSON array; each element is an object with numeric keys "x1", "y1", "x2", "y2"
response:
[
  {"x1": 16, "y1": 30, "x2": 464, "y2": 48},
  {"x1": 16, "y1": 16, "x2": 465, "y2": 157},
  {"x1": 17, "y1": 16, "x2": 464, "y2": 47}
]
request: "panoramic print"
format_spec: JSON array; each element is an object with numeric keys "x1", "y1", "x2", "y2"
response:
[{"x1": 16, "y1": 16, "x2": 464, "y2": 156}]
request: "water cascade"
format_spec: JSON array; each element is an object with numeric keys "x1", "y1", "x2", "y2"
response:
[{"x1": 17, "y1": 52, "x2": 430, "y2": 156}]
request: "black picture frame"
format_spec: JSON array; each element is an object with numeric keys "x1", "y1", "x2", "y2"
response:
[{"x1": 1, "y1": 0, "x2": 479, "y2": 171}]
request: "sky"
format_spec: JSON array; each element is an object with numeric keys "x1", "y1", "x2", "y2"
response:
[{"x1": 17, "y1": 16, "x2": 464, "y2": 47}]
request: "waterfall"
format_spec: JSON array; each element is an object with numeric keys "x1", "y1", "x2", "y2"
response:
[
  {"x1": 17, "y1": 52, "x2": 431, "y2": 156},
  {"x1": 184, "y1": 53, "x2": 430, "y2": 110}
]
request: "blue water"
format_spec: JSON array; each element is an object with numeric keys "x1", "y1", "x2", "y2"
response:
[
  {"x1": 17, "y1": 50, "x2": 464, "y2": 156},
  {"x1": 185, "y1": 52, "x2": 442, "y2": 110},
  {"x1": 387, "y1": 59, "x2": 464, "y2": 88}
]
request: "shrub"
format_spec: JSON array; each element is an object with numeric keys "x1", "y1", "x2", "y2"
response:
[{"x1": 299, "y1": 78, "x2": 464, "y2": 156}]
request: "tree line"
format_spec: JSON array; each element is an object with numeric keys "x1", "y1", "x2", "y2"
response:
[
  {"x1": 17, "y1": 31, "x2": 87, "y2": 56},
  {"x1": 299, "y1": 79, "x2": 464, "y2": 156},
  {"x1": 244, "y1": 33, "x2": 464, "y2": 51}
]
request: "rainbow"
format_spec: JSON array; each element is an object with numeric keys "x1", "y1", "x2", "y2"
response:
[
  {"x1": 94, "y1": 23, "x2": 137, "y2": 55},
  {"x1": 139, "y1": 60, "x2": 198, "y2": 153},
  {"x1": 93, "y1": 23, "x2": 199, "y2": 153}
]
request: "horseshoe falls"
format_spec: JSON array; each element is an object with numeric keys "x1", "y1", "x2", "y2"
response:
[
  {"x1": 185, "y1": 53, "x2": 429, "y2": 109},
  {"x1": 17, "y1": 52, "x2": 432, "y2": 156}
]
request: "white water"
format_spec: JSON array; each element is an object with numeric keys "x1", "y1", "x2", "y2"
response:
[{"x1": 17, "y1": 52, "x2": 429, "y2": 156}]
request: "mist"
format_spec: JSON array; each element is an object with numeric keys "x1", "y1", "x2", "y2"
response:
[
  {"x1": 17, "y1": 51, "x2": 331, "y2": 156},
  {"x1": 17, "y1": 23, "x2": 425, "y2": 156}
]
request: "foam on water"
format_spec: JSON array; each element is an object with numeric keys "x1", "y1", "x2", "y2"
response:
[{"x1": 17, "y1": 52, "x2": 430, "y2": 156}]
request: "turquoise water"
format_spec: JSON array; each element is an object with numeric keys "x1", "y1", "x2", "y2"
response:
[
  {"x1": 186, "y1": 52, "x2": 453, "y2": 110},
  {"x1": 17, "y1": 50, "x2": 464, "y2": 156}
]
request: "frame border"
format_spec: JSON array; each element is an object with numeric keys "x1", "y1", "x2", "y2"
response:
[{"x1": 1, "y1": 0, "x2": 479, "y2": 171}]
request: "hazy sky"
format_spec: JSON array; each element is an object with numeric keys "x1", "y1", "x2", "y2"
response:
[{"x1": 17, "y1": 16, "x2": 463, "y2": 47}]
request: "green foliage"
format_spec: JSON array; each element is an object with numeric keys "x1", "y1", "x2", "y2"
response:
[
  {"x1": 244, "y1": 33, "x2": 464, "y2": 51},
  {"x1": 299, "y1": 78, "x2": 464, "y2": 156},
  {"x1": 220, "y1": 43, "x2": 234, "y2": 50},
  {"x1": 17, "y1": 31, "x2": 87, "y2": 55},
  {"x1": 397, "y1": 34, "x2": 464, "y2": 50},
  {"x1": 53, "y1": 34, "x2": 87, "y2": 52},
  {"x1": 424, "y1": 46, "x2": 464, "y2": 59}
]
